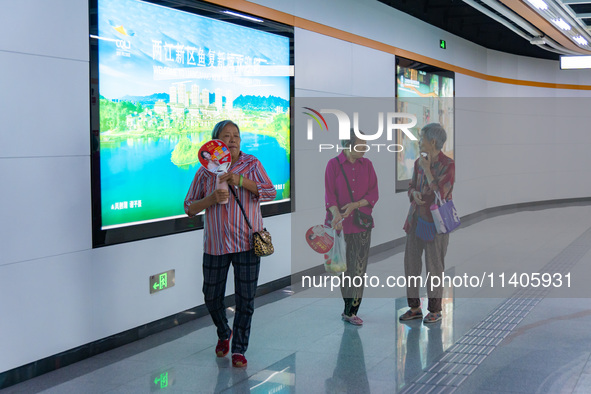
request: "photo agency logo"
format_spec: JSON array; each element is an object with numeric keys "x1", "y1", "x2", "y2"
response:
[{"x1": 302, "y1": 107, "x2": 418, "y2": 152}]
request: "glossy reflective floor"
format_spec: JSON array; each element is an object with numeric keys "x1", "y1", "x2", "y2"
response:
[{"x1": 4, "y1": 206, "x2": 591, "y2": 393}]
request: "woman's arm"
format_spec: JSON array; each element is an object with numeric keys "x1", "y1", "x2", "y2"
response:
[
  {"x1": 249, "y1": 159, "x2": 276, "y2": 201},
  {"x1": 219, "y1": 172, "x2": 260, "y2": 196},
  {"x1": 217, "y1": 158, "x2": 276, "y2": 200},
  {"x1": 184, "y1": 169, "x2": 230, "y2": 216},
  {"x1": 186, "y1": 189, "x2": 229, "y2": 216}
]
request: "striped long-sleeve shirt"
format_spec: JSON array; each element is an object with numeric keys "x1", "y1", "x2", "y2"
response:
[
  {"x1": 184, "y1": 152, "x2": 276, "y2": 255},
  {"x1": 403, "y1": 151, "x2": 455, "y2": 233}
]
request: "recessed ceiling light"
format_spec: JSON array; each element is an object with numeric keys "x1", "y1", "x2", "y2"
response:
[
  {"x1": 552, "y1": 18, "x2": 571, "y2": 31},
  {"x1": 525, "y1": 0, "x2": 548, "y2": 11},
  {"x1": 573, "y1": 36, "x2": 589, "y2": 46}
]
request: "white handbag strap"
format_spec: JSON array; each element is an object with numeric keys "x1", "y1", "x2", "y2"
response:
[{"x1": 434, "y1": 190, "x2": 445, "y2": 206}]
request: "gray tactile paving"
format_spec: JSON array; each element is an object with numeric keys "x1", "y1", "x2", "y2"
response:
[{"x1": 400, "y1": 226, "x2": 591, "y2": 393}]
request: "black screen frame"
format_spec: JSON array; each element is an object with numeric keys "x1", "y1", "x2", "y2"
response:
[{"x1": 89, "y1": 0, "x2": 294, "y2": 247}]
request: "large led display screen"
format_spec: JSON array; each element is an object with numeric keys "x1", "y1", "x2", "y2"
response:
[
  {"x1": 395, "y1": 57, "x2": 454, "y2": 192},
  {"x1": 90, "y1": 0, "x2": 293, "y2": 246}
]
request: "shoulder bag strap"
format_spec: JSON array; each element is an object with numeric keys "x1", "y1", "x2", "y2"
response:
[
  {"x1": 227, "y1": 185, "x2": 253, "y2": 230},
  {"x1": 337, "y1": 160, "x2": 355, "y2": 204}
]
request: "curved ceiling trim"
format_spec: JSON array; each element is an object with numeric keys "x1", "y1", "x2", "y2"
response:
[{"x1": 206, "y1": 0, "x2": 591, "y2": 90}]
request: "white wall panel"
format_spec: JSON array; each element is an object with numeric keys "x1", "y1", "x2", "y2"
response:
[
  {"x1": 486, "y1": 51, "x2": 520, "y2": 79},
  {"x1": 452, "y1": 179, "x2": 488, "y2": 216},
  {"x1": 90, "y1": 231, "x2": 204, "y2": 338},
  {"x1": 0, "y1": 156, "x2": 91, "y2": 266},
  {"x1": 0, "y1": 51, "x2": 89, "y2": 158},
  {"x1": 351, "y1": 45, "x2": 395, "y2": 97},
  {"x1": 293, "y1": 149, "x2": 330, "y2": 212},
  {"x1": 0, "y1": 250, "x2": 93, "y2": 373},
  {"x1": 455, "y1": 73, "x2": 488, "y2": 97},
  {"x1": 454, "y1": 96, "x2": 591, "y2": 212},
  {"x1": 256, "y1": 214, "x2": 292, "y2": 285},
  {"x1": 294, "y1": 29, "x2": 353, "y2": 96},
  {"x1": 293, "y1": 0, "x2": 361, "y2": 31},
  {"x1": 0, "y1": 0, "x2": 88, "y2": 61}
]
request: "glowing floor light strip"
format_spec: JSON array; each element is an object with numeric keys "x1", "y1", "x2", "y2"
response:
[{"x1": 560, "y1": 55, "x2": 591, "y2": 69}]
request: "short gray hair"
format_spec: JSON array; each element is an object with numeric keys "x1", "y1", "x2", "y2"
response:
[
  {"x1": 211, "y1": 120, "x2": 240, "y2": 139},
  {"x1": 421, "y1": 123, "x2": 447, "y2": 150},
  {"x1": 340, "y1": 129, "x2": 366, "y2": 148}
]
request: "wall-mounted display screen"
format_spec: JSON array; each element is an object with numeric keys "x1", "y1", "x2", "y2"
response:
[
  {"x1": 90, "y1": 0, "x2": 293, "y2": 247},
  {"x1": 395, "y1": 57, "x2": 454, "y2": 192}
]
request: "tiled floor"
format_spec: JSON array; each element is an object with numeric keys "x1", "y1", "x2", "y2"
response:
[{"x1": 4, "y1": 206, "x2": 591, "y2": 393}]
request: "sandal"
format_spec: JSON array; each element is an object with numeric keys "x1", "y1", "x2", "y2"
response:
[
  {"x1": 423, "y1": 312, "x2": 442, "y2": 324},
  {"x1": 342, "y1": 313, "x2": 363, "y2": 326},
  {"x1": 399, "y1": 309, "x2": 423, "y2": 321}
]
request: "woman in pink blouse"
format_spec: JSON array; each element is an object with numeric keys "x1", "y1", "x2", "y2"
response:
[{"x1": 325, "y1": 131, "x2": 379, "y2": 326}]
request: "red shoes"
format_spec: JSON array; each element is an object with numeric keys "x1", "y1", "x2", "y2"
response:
[
  {"x1": 215, "y1": 332, "x2": 232, "y2": 357},
  {"x1": 215, "y1": 332, "x2": 247, "y2": 367},
  {"x1": 232, "y1": 353, "x2": 247, "y2": 368}
]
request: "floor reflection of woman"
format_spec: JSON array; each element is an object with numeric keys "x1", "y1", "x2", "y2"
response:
[
  {"x1": 325, "y1": 327, "x2": 370, "y2": 393},
  {"x1": 400, "y1": 324, "x2": 444, "y2": 389}
]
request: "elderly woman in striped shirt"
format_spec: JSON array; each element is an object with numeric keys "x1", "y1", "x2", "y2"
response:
[{"x1": 184, "y1": 120, "x2": 276, "y2": 368}]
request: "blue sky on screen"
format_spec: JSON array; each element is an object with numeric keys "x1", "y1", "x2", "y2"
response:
[{"x1": 98, "y1": 0, "x2": 290, "y2": 100}]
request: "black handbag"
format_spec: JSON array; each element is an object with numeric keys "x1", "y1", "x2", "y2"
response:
[
  {"x1": 337, "y1": 161, "x2": 374, "y2": 230},
  {"x1": 227, "y1": 185, "x2": 274, "y2": 257}
]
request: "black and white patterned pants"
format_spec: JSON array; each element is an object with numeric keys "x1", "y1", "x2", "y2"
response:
[
  {"x1": 342, "y1": 229, "x2": 372, "y2": 317},
  {"x1": 202, "y1": 250, "x2": 260, "y2": 354}
]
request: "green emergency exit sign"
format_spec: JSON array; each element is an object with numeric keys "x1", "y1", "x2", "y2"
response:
[
  {"x1": 440, "y1": 40, "x2": 446, "y2": 49},
  {"x1": 154, "y1": 372, "x2": 168, "y2": 388},
  {"x1": 150, "y1": 269, "x2": 175, "y2": 294},
  {"x1": 151, "y1": 368, "x2": 175, "y2": 390}
]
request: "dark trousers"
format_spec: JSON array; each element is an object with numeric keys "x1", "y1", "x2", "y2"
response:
[
  {"x1": 342, "y1": 230, "x2": 372, "y2": 317},
  {"x1": 404, "y1": 223, "x2": 449, "y2": 313},
  {"x1": 202, "y1": 250, "x2": 260, "y2": 355}
]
